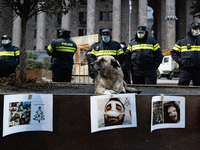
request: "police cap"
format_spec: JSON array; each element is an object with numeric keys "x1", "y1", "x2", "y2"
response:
[
  {"x1": 1, "y1": 35, "x2": 12, "y2": 40},
  {"x1": 190, "y1": 22, "x2": 200, "y2": 29},
  {"x1": 137, "y1": 25, "x2": 146, "y2": 33},
  {"x1": 59, "y1": 28, "x2": 71, "y2": 38},
  {"x1": 101, "y1": 29, "x2": 111, "y2": 37}
]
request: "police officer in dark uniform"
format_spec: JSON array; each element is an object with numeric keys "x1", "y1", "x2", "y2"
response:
[
  {"x1": 0, "y1": 35, "x2": 20, "y2": 78},
  {"x1": 125, "y1": 25, "x2": 163, "y2": 84},
  {"x1": 171, "y1": 22, "x2": 200, "y2": 86},
  {"x1": 120, "y1": 42, "x2": 131, "y2": 84},
  {"x1": 46, "y1": 28, "x2": 77, "y2": 82},
  {"x1": 87, "y1": 29, "x2": 125, "y2": 81}
]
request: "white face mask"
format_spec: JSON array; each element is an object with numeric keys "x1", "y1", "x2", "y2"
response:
[
  {"x1": 193, "y1": 29, "x2": 200, "y2": 36},
  {"x1": 102, "y1": 37, "x2": 110, "y2": 43},
  {"x1": 2, "y1": 39, "x2": 9, "y2": 45},
  {"x1": 137, "y1": 32, "x2": 145, "y2": 39},
  {"x1": 120, "y1": 44, "x2": 125, "y2": 48}
]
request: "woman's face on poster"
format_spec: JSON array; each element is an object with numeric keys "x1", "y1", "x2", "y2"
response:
[{"x1": 168, "y1": 106, "x2": 178, "y2": 122}]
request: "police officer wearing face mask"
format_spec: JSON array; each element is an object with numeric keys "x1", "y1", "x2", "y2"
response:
[
  {"x1": 46, "y1": 28, "x2": 77, "y2": 82},
  {"x1": 171, "y1": 22, "x2": 200, "y2": 86},
  {"x1": 87, "y1": 29, "x2": 124, "y2": 81},
  {"x1": 0, "y1": 35, "x2": 20, "y2": 78},
  {"x1": 125, "y1": 25, "x2": 163, "y2": 84}
]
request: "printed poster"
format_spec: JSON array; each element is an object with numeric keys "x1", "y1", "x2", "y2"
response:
[
  {"x1": 3, "y1": 94, "x2": 53, "y2": 137},
  {"x1": 151, "y1": 95, "x2": 185, "y2": 132},
  {"x1": 91, "y1": 93, "x2": 137, "y2": 133}
]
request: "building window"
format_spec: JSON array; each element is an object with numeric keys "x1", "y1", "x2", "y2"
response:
[
  {"x1": 35, "y1": 14, "x2": 37, "y2": 22},
  {"x1": 57, "y1": 29, "x2": 61, "y2": 38},
  {"x1": 57, "y1": 14, "x2": 62, "y2": 26},
  {"x1": 34, "y1": 46, "x2": 36, "y2": 50},
  {"x1": 79, "y1": 12, "x2": 87, "y2": 25},
  {"x1": 79, "y1": 0, "x2": 87, "y2": 5},
  {"x1": 100, "y1": 12, "x2": 106, "y2": 21},
  {"x1": 46, "y1": 29, "x2": 48, "y2": 38},
  {"x1": 46, "y1": 13, "x2": 50, "y2": 22},
  {"x1": 78, "y1": 29, "x2": 87, "y2": 36},
  {"x1": 100, "y1": 11, "x2": 112, "y2": 21},
  {"x1": 109, "y1": 11, "x2": 112, "y2": 21},
  {"x1": 34, "y1": 29, "x2": 37, "y2": 38}
]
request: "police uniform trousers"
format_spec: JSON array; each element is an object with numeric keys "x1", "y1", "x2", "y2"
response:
[
  {"x1": 131, "y1": 67, "x2": 157, "y2": 84},
  {"x1": 178, "y1": 68, "x2": 200, "y2": 86},
  {"x1": 52, "y1": 69, "x2": 72, "y2": 82}
]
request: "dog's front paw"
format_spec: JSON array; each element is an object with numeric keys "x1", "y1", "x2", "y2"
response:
[{"x1": 103, "y1": 89, "x2": 117, "y2": 94}]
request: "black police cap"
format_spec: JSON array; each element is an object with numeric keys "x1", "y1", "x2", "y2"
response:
[
  {"x1": 137, "y1": 25, "x2": 146, "y2": 33},
  {"x1": 59, "y1": 28, "x2": 71, "y2": 38},
  {"x1": 1, "y1": 35, "x2": 12, "y2": 40},
  {"x1": 190, "y1": 22, "x2": 200, "y2": 29},
  {"x1": 102, "y1": 29, "x2": 111, "y2": 37}
]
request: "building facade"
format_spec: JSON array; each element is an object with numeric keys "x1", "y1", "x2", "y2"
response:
[{"x1": 1, "y1": 0, "x2": 200, "y2": 51}]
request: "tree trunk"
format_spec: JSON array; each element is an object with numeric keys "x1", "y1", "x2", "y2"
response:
[{"x1": 19, "y1": 18, "x2": 28, "y2": 80}]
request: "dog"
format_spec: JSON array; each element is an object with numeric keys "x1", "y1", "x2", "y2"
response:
[{"x1": 91, "y1": 55, "x2": 141, "y2": 94}]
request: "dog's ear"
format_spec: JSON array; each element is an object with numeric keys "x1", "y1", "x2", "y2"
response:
[{"x1": 111, "y1": 59, "x2": 120, "y2": 67}]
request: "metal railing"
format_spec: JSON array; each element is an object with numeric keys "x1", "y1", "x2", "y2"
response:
[{"x1": 71, "y1": 63, "x2": 93, "y2": 83}]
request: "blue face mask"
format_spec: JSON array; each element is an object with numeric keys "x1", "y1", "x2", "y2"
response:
[
  {"x1": 2, "y1": 39, "x2": 9, "y2": 45},
  {"x1": 102, "y1": 37, "x2": 110, "y2": 43}
]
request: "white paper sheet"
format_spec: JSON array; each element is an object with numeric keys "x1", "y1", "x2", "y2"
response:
[
  {"x1": 91, "y1": 93, "x2": 137, "y2": 133},
  {"x1": 3, "y1": 94, "x2": 53, "y2": 137},
  {"x1": 151, "y1": 95, "x2": 185, "y2": 132}
]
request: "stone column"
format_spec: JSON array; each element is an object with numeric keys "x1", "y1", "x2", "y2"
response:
[
  {"x1": 62, "y1": 0, "x2": 71, "y2": 29},
  {"x1": 12, "y1": 16, "x2": 21, "y2": 48},
  {"x1": 62, "y1": 12, "x2": 71, "y2": 29},
  {"x1": 161, "y1": 0, "x2": 166, "y2": 49},
  {"x1": 36, "y1": 12, "x2": 46, "y2": 50},
  {"x1": 165, "y1": 0, "x2": 176, "y2": 49},
  {"x1": 138, "y1": 0, "x2": 148, "y2": 27},
  {"x1": 112, "y1": 0, "x2": 121, "y2": 42},
  {"x1": 87, "y1": 0, "x2": 95, "y2": 35}
]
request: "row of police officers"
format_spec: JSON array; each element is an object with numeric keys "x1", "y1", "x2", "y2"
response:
[{"x1": 1, "y1": 21, "x2": 200, "y2": 86}]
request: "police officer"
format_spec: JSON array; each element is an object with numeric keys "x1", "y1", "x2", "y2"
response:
[
  {"x1": 46, "y1": 28, "x2": 77, "y2": 82},
  {"x1": 120, "y1": 42, "x2": 131, "y2": 84},
  {"x1": 171, "y1": 22, "x2": 200, "y2": 86},
  {"x1": 0, "y1": 35, "x2": 20, "y2": 78},
  {"x1": 87, "y1": 29, "x2": 124, "y2": 81},
  {"x1": 125, "y1": 25, "x2": 163, "y2": 84}
]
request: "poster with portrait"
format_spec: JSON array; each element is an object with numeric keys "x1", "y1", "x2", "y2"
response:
[
  {"x1": 91, "y1": 93, "x2": 137, "y2": 133},
  {"x1": 151, "y1": 95, "x2": 185, "y2": 132},
  {"x1": 3, "y1": 94, "x2": 53, "y2": 137}
]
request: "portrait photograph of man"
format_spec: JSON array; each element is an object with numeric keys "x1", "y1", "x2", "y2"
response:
[
  {"x1": 151, "y1": 96, "x2": 185, "y2": 132},
  {"x1": 91, "y1": 94, "x2": 137, "y2": 133}
]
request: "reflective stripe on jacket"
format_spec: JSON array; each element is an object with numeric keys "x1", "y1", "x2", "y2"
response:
[
  {"x1": 46, "y1": 38, "x2": 77, "y2": 71},
  {"x1": 171, "y1": 34, "x2": 200, "y2": 69},
  {"x1": 0, "y1": 44, "x2": 20, "y2": 72},
  {"x1": 89, "y1": 40, "x2": 124, "y2": 65},
  {"x1": 125, "y1": 36, "x2": 163, "y2": 70}
]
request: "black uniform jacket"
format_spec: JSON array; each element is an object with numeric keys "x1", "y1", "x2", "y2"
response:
[
  {"x1": 125, "y1": 33, "x2": 163, "y2": 70},
  {"x1": 171, "y1": 25, "x2": 200, "y2": 70},
  {"x1": 46, "y1": 38, "x2": 77, "y2": 72},
  {"x1": 89, "y1": 40, "x2": 124, "y2": 65},
  {"x1": 0, "y1": 43, "x2": 20, "y2": 73}
]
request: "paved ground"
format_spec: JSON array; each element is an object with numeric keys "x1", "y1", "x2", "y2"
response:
[{"x1": 157, "y1": 77, "x2": 179, "y2": 85}]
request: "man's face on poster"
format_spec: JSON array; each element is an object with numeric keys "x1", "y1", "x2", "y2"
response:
[
  {"x1": 104, "y1": 100, "x2": 125, "y2": 126},
  {"x1": 168, "y1": 106, "x2": 178, "y2": 122}
]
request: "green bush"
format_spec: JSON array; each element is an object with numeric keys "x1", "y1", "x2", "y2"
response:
[
  {"x1": 17, "y1": 51, "x2": 51, "y2": 70},
  {"x1": 42, "y1": 57, "x2": 51, "y2": 70},
  {"x1": 26, "y1": 51, "x2": 38, "y2": 60},
  {"x1": 26, "y1": 59, "x2": 43, "y2": 70}
]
